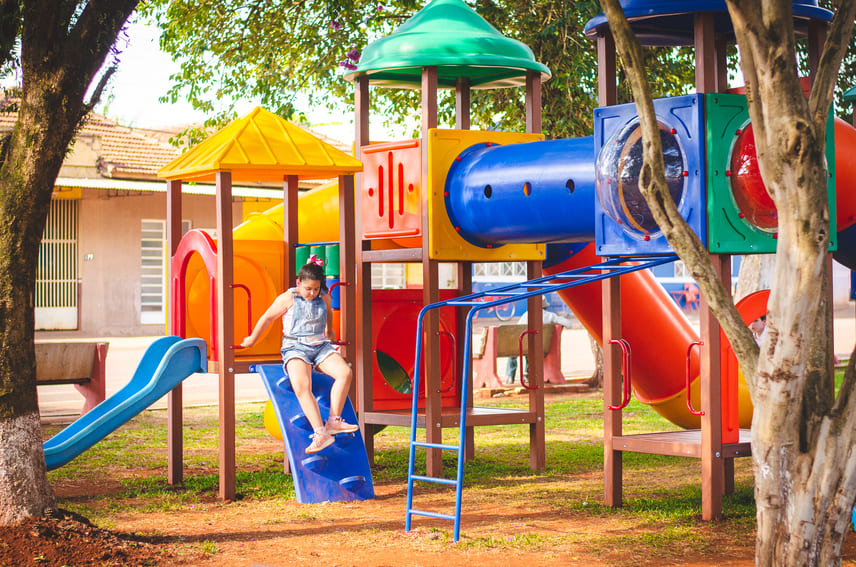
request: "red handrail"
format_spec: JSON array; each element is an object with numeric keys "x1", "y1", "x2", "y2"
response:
[
  {"x1": 437, "y1": 331, "x2": 456, "y2": 393},
  {"x1": 607, "y1": 338, "x2": 632, "y2": 410},
  {"x1": 686, "y1": 341, "x2": 704, "y2": 416},
  {"x1": 519, "y1": 330, "x2": 538, "y2": 390}
]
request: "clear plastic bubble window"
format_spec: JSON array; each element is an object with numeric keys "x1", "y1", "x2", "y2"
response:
[{"x1": 595, "y1": 121, "x2": 686, "y2": 239}]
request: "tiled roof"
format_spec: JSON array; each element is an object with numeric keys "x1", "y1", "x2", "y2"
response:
[{"x1": 0, "y1": 102, "x2": 352, "y2": 184}]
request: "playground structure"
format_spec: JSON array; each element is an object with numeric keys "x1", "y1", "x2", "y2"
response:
[{"x1": 40, "y1": 0, "x2": 856, "y2": 543}]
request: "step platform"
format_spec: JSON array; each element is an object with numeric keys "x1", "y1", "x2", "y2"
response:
[{"x1": 251, "y1": 364, "x2": 374, "y2": 504}]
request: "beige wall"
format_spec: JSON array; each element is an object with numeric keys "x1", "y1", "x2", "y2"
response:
[{"x1": 54, "y1": 189, "x2": 253, "y2": 337}]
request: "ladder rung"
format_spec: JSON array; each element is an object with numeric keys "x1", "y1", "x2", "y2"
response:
[
  {"x1": 412, "y1": 441, "x2": 460, "y2": 451},
  {"x1": 408, "y1": 509, "x2": 456, "y2": 521},
  {"x1": 411, "y1": 474, "x2": 458, "y2": 486}
]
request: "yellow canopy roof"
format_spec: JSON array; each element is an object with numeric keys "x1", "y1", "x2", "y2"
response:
[{"x1": 158, "y1": 107, "x2": 362, "y2": 182}]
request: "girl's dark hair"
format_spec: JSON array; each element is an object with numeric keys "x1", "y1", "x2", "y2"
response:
[{"x1": 298, "y1": 262, "x2": 327, "y2": 292}]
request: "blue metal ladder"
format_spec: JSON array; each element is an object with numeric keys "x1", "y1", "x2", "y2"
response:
[{"x1": 404, "y1": 254, "x2": 678, "y2": 541}]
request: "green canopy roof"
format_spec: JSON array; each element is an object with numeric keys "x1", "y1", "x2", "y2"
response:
[
  {"x1": 344, "y1": 0, "x2": 550, "y2": 89},
  {"x1": 844, "y1": 85, "x2": 856, "y2": 102}
]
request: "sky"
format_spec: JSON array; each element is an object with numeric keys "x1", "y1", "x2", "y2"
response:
[{"x1": 96, "y1": 19, "x2": 356, "y2": 142}]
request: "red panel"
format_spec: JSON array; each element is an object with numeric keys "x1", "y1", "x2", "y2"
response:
[
  {"x1": 360, "y1": 140, "x2": 422, "y2": 240},
  {"x1": 370, "y1": 289, "x2": 459, "y2": 410}
]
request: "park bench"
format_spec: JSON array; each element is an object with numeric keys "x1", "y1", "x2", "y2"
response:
[
  {"x1": 472, "y1": 324, "x2": 565, "y2": 389},
  {"x1": 35, "y1": 341, "x2": 108, "y2": 415}
]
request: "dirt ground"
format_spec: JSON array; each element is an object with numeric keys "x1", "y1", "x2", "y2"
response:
[{"x1": 5, "y1": 468, "x2": 856, "y2": 567}]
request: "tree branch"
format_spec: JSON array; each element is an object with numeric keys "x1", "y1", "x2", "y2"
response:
[{"x1": 808, "y1": 3, "x2": 856, "y2": 128}]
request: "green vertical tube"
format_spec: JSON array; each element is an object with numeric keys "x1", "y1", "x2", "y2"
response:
[
  {"x1": 295, "y1": 245, "x2": 309, "y2": 270},
  {"x1": 325, "y1": 244, "x2": 340, "y2": 277},
  {"x1": 309, "y1": 245, "x2": 326, "y2": 268}
]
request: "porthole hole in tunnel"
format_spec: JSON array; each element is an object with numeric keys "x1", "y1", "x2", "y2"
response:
[
  {"x1": 484, "y1": 185, "x2": 492, "y2": 198},
  {"x1": 566, "y1": 179, "x2": 575, "y2": 193}
]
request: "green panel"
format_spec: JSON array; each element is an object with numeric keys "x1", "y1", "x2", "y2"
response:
[
  {"x1": 309, "y1": 245, "x2": 326, "y2": 268},
  {"x1": 325, "y1": 244, "x2": 340, "y2": 277},
  {"x1": 295, "y1": 245, "x2": 310, "y2": 271},
  {"x1": 704, "y1": 93, "x2": 836, "y2": 254}
]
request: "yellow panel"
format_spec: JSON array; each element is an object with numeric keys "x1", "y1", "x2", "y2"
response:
[
  {"x1": 241, "y1": 199, "x2": 279, "y2": 221},
  {"x1": 51, "y1": 187, "x2": 82, "y2": 199},
  {"x1": 426, "y1": 128, "x2": 545, "y2": 261}
]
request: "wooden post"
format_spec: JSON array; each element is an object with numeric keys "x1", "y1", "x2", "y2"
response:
[
  {"x1": 694, "y1": 13, "x2": 717, "y2": 93},
  {"x1": 456, "y1": 77, "x2": 471, "y2": 130},
  {"x1": 166, "y1": 178, "x2": 184, "y2": 486},
  {"x1": 700, "y1": 254, "x2": 729, "y2": 520},
  {"x1": 603, "y1": 274, "x2": 622, "y2": 507},
  {"x1": 527, "y1": 261, "x2": 546, "y2": 470},
  {"x1": 215, "y1": 171, "x2": 236, "y2": 501},
  {"x1": 421, "y1": 66, "x2": 443, "y2": 476},
  {"x1": 597, "y1": 32, "x2": 618, "y2": 107},
  {"x1": 525, "y1": 70, "x2": 541, "y2": 134},
  {"x1": 457, "y1": 261, "x2": 475, "y2": 461},
  {"x1": 354, "y1": 74, "x2": 375, "y2": 461}
]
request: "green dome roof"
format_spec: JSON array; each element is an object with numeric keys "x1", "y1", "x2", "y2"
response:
[{"x1": 344, "y1": 0, "x2": 551, "y2": 89}]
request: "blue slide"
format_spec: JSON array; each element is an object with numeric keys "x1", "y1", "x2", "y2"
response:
[
  {"x1": 44, "y1": 336, "x2": 206, "y2": 470},
  {"x1": 252, "y1": 364, "x2": 374, "y2": 504}
]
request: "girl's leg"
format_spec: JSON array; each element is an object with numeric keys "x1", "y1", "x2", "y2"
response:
[
  {"x1": 286, "y1": 358, "x2": 324, "y2": 430},
  {"x1": 317, "y1": 352, "x2": 353, "y2": 418}
]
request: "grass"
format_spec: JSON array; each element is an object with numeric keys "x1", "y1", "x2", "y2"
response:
[{"x1": 44, "y1": 393, "x2": 759, "y2": 562}]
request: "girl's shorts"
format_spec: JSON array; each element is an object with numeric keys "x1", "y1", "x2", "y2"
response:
[{"x1": 281, "y1": 340, "x2": 337, "y2": 368}]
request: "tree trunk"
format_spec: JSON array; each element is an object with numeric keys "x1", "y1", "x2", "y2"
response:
[
  {"x1": 598, "y1": 0, "x2": 856, "y2": 565},
  {"x1": 0, "y1": 0, "x2": 138, "y2": 525},
  {"x1": 586, "y1": 334, "x2": 603, "y2": 389}
]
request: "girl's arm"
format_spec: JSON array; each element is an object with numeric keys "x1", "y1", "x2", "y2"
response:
[
  {"x1": 323, "y1": 293, "x2": 335, "y2": 341},
  {"x1": 240, "y1": 291, "x2": 293, "y2": 348}
]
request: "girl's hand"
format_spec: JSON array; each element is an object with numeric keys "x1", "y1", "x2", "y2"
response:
[{"x1": 240, "y1": 336, "x2": 254, "y2": 349}]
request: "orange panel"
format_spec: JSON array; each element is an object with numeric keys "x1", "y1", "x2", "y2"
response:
[{"x1": 360, "y1": 140, "x2": 422, "y2": 240}]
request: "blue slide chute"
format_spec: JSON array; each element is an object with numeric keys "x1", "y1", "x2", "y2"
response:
[{"x1": 43, "y1": 336, "x2": 206, "y2": 470}]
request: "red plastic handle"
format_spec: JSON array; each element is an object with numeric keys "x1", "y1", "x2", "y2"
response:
[
  {"x1": 686, "y1": 341, "x2": 704, "y2": 416},
  {"x1": 607, "y1": 338, "x2": 632, "y2": 410},
  {"x1": 519, "y1": 330, "x2": 538, "y2": 390}
]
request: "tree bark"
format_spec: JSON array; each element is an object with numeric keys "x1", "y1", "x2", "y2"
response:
[
  {"x1": 598, "y1": 0, "x2": 856, "y2": 564},
  {"x1": 0, "y1": 0, "x2": 138, "y2": 525}
]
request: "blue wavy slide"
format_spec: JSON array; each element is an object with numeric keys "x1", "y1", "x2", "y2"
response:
[{"x1": 44, "y1": 336, "x2": 206, "y2": 470}]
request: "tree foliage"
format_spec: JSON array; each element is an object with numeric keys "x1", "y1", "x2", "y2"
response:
[{"x1": 145, "y1": 0, "x2": 695, "y2": 139}]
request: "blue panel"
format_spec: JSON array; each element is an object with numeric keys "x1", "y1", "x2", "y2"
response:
[
  {"x1": 593, "y1": 94, "x2": 706, "y2": 256},
  {"x1": 252, "y1": 364, "x2": 375, "y2": 504},
  {"x1": 444, "y1": 137, "x2": 596, "y2": 247}
]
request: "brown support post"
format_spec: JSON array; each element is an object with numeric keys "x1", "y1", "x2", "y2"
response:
[
  {"x1": 166, "y1": 179, "x2": 184, "y2": 486},
  {"x1": 694, "y1": 13, "x2": 717, "y2": 94},
  {"x1": 455, "y1": 77, "x2": 471, "y2": 130},
  {"x1": 457, "y1": 261, "x2": 475, "y2": 461},
  {"x1": 603, "y1": 273, "x2": 622, "y2": 507},
  {"x1": 701, "y1": 254, "x2": 729, "y2": 520},
  {"x1": 338, "y1": 175, "x2": 357, "y2": 372},
  {"x1": 354, "y1": 75, "x2": 375, "y2": 461},
  {"x1": 215, "y1": 171, "x2": 236, "y2": 501},
  {"x1": 714, "y1": 37, "x2": 729, "y2": 92},
  {"x1": 807, "y1": 20, "x2": 826, "y2": 87},
  {"x1": 421, "y1": 66, "x2": 443, "y2": 476},
  {"x1": 279, "y1": 174, "x2": 300, "y2": 475},
  {"x1": 597, "y1": 32, "x2": 618, "y2": 107},
  {"x1": 527, "y1": 261, "x2": 546, "y2": 470},
  {"x1": 525, "y1": 70, "x2": 541, "y2": 134},
  {"x1": 283, "y1": 175, "x2": 299, "y2": 289}
]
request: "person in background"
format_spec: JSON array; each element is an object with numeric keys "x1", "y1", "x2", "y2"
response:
[
  {"x1": 241, "y1": 257, "x2": 357, "y2": 454},
  {"x1": 505, "y1": 296, "x2": 575, "y2": 384}
]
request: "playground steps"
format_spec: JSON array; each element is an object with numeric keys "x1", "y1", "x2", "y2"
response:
[
  {"x1": 252, "y1": 364, "x2": 374, "y2": 504},
  {"x1": 406, "y1": 254, "x2": 677, "y2": 542}
]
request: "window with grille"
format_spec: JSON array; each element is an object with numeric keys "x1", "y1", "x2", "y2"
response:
[
  {"x1": 472, "y1": 262, "x2": 526, "y2": 282},
  {"x1": 35, "y1": 199, "x2": 78, "y2": 330},
  {"x1": 141, "y1": 219, "x2": 191, "y2": 325}
]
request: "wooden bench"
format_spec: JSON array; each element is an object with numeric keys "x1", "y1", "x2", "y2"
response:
[
  {"x1": 472, "y1": 324, "x2": 564, "y2": 389},
  {"x1": 35, "y1": 341, "x2": 108, "y2": 415}
]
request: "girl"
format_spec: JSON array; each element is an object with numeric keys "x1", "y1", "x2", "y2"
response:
[{"x1": 241, "y1": 258, "x2": 357, "y2": 453}]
